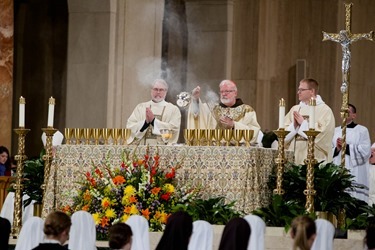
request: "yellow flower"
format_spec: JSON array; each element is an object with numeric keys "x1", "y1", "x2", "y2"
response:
[
  {"x1": 122, "y1": 214, "x2": 130, "y2": 222},
  {"x1": 122, "y1": 196, "x2": 130, "y2": 205},
  {"x1": 101, "y1": 197, "x2": 111, "y2": 208},
  {"x1": 104, "y1": 186, "x2": 112, "y2": 196},
  {"x1": 124, "y1": 185, "x2": 136, "y2": 196},
  {"x1": 92, "y1": 213, "x2": 101, "y2": 225},
  {"x1": 130, "y1": 204, "x2": 139, "y2": 215},
  {"x1": 163, "y1": 183, "x2": 175, "y2": 193},
  {"x1": 105, "y1": 208, "x2": 116, "y2": 218},
  {"x1": 159, "y1": 211, "x2": 169, "y2": 224}
]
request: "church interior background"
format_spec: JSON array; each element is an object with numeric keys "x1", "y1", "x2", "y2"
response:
[{"x1": 0, "y1": 0, "x2": 375, "y2": 158}]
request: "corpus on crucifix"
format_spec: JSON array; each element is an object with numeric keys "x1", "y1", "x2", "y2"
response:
[{"x1": 322, "y1": 2, "x2": 374, "y2": 167}]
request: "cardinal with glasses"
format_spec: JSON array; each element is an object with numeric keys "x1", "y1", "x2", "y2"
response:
[
  {"x1": 126, "y1": 79, "x2": 181, "y2": 145},
  {"x1": 187, "y1": 80, "x2": 261, "y2": 144},
  {"x1": 283, "y1": 78, "x2": 335, "y2": 165}
]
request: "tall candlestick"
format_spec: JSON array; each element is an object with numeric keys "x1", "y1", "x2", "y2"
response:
[
  {"x1": 309, "y1": 97, "x2": 316, "y2": 129},
  {"x1": 19, "y1": 96, "x2": 25, "y2": 128},
  {"x1": 47, "y1": 97, "x2": 55, "y2": 127},
  {"x1": 278, "y1": 98, "x2": 285, "y2": 129}
]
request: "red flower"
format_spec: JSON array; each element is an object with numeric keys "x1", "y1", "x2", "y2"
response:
[
  {"x1": 95, "y1": 168, "x2": 103, "y2": 178},
  {"x1": 161, "y1": 192, "x2": 171, "y2": 201},
  {"x1": 165, "y1": 168, "x2": 175, "y2": 179}
]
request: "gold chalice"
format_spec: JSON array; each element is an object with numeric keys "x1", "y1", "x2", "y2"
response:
[
  {"x1": 243, "y1": 129, "x2": 254, "y2": 147},
  {"x1": 232, "y1": 129, "x2": 243, "y2": 146},
  {"x1": 203, "y1": 129, "x2": 214, "y2": 146},
  {"x1": 222, "y1": 129, "x2": 233, "y2": 146},
  {"x1": 121, "y1": 129, "x2": 131, "y2": 145},
  {"x1": 112, "y1": 128, "x2": 121, "y2": 145},
  {"x1": 73, "y1": 128, "x2": 83, "y2": 145},
  {"x1": 183, "y1": 129, "x2": 195, "y2": 146},
  {"x1": 102, "y1": 128, "x2": 112, "y2": 145},
  {"x1": 213, "y1": 129, "x2": 223, "y2": 146},
  {"x1": 64, "y1": 128, "x2": 74, "y2": 144},
  {"x1": 194, "y1": 129, "x2": 204, "y2": 146},
  {"x1": 92, "y1": 128, "x2": 102, "y2": 145},
  {"x1": 82, "y1": 128, "x2": 92, "y2": 145}
]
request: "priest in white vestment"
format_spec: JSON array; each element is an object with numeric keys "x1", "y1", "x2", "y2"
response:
[
  {"x1": 187, "y1": 80, "x2": 261, "y2": 144},
  {"x1": 284, "y1": 78, "x2": 335, "y2": 165},
  {"x1": 126, "y1": 79, "x2": 181, "y2": 145},
  {"x1": 332, "y1": 104, "x2": 371, "y2": 203}
]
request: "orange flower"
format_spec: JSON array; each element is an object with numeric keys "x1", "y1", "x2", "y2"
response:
[
  {"x1": 82, "y1": 205, "x2": 90, "y2": 211},
  {"x1": 61, "y1": 205, "x2": 71, "y2": 213},
  {"x1": 151, "y1": 187, "x2": 161, "y2": 195},
  {"x1": 137, "y1": 159, "x2": 144, "y2": 166},
  {"x1": 141, "y1": 208, "x2": 151, "y2": 220},
  {"x1": 100, "y1": 216, "x2": 110, "y2": 227},
  {"x1": 83, "y1": 190, "x2": 91, "y2": 201},
  {"x1": 112, "y1": 175, "x2": 126, "y2": 185},
  {"x1": 123, "y1": 206, "x2": 132, "y2": 214},
  {"x1": 129, "y1": 195, "x2": 138, "y2": 203}
]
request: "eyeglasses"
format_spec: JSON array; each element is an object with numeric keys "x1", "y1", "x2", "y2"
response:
[
  {"x1": 220, "y1": 90, "x2": 236, "y2": 94},
  {"x1": 297, "y1": 88, "x2": 311, "y2": 93},
  {"x1": 152, "y1": 88, "x2": 167, "y2": 92}
]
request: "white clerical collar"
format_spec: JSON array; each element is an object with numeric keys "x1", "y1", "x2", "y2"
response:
[
  {"x1": 149, "y1": 100, "x2": 166, "y2": 106},
  {"x1": 299, "y1": 95, "x2": 324, "y2": 107},
  {"x1": 43, "y1": 239, "x2": 62, "y2": 245}
]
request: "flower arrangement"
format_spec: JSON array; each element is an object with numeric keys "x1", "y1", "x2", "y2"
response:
[{"x1": 62, "y1": 147, "x2": 199, "y2": 239}]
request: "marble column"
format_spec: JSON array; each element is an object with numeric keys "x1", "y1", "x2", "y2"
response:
[{"x1": 0, "y1": 0, "x2": 13, "y2": 149}]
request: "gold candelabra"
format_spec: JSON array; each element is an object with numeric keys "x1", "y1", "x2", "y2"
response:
[
  {"x1": 303, "y1": 129, "x2": 320, "y2": 213},
  {"x1": 41, "y1": 127, "x2": 57, "y2": 210},
  {"x1": 11, "y1": 128, "x2": 30, "y2": 237},
  {"x1": 273, "y1": 128, "x2": 290, "y2": 195}
]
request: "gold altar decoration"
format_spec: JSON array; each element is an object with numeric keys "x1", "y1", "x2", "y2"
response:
[
  {"x1": 323, "y1": 2, "x2": 374, "y2": 167},
  {"x1": 183, "y1": 129, "x2": 253, "y2": 147},
  {"x1": 41, "y1": 145, "x2": 293, "y2": 217},
  {"x1": 63, "y1": 128, "x2": 131, "y2": 145},
  {"x1": 11, "y1": 128, "x2": 30, "y2": 237},
  {"x1": 303, "y1": 129, "x2": 320, "y2": 214},
  {"x1": 41, "y1": 127, "x2": 57, "y2": 210},
  {"x1": 273, "y1": 128, "x2": 290, "y2": 196}
]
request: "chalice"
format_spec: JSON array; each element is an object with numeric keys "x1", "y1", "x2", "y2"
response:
[
  {"x1": 203, "y1": 129, "x2": 214, "y2": 146},
  {"x1": 92, "y1": 128, "x2": 102, "y2": 145},
  {"x1": 82, "y1": 128, "x2": 92, "y2": 145},
  {"x1": 73, "y1": 128, "x2": 83, "y2": 145},
  {"x1": 121, "y1": 129, "x2": 131, "y2": 145},
  {"x1": 183, "y1": 129, "x2": 195, "y2": 146},
  {"x1": 232, "y1": 129, "x2": 243, "y2": 147},
  {"x1": 160, "y1": 129, "x2": 173, "y2": 145},
  {"x1": 102, "y1": 128, "x2": 112, "y2": 145},
  {"x1": 194, "y1": 129, "x2": 204, "y2": 146},
  {"x1": 243, "y1": 130, "x2": 254, "y2": 147},
  {"x1": 64, "y1": 128, "x2": 74, "y2": 144},
  {"x1": 112, "y1": 128, "x2": 120, "y2": 145},
  {"x1": 222, "y1": 129, "x2": 233, "y2": 146},
  {"x1": 213, "y1": 129, "x2": 223, "y2": 146}
]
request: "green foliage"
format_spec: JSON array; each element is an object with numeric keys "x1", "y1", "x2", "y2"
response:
[
  {"x1": 172, "y1": 197, "x2": 243, "y2": 225},
  {"x1": 22, "y1": 151, "x2": 45, "y2": 206}
]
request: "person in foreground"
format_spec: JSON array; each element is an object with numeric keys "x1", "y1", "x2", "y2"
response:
[
  {"x1": 332, "y1": 103, "x2": 371, "y2": 202},
  {"x1": 0, "y1": 216, "x2": 11, "y2": 250},
  {"x1": 218, "y1": 217, "x2": 251, "y2": 250},
  {"x1": 155, "y1": 211, "x2": 193, "y2": 250},
  {"x1": 32, "y1": 211, "x2": 71, "y2": 250},
  {"x1": 187, "y1": 80, "x2": 261, "y2": 144},
  {"x1": 15, "y1": 216, "x2": 44, "y2": 250},
  {"x1": 284, "y1": 78, "x2": 335, "y2": 165},
  {"x1": 290, "y1": 215, "x2": 316, "y2": 250},
  {"x1": 365, "y1": 222, "x2": 375, "y2": 250},
  {"x1": 68, "y1": 210, "x2": 97, "y2": 250},
  {"x1": 108, "y1": 223, "x2": 133, "y2": 250},
  {"x1": 126, "y1": 79, "x2": 181, "y2": 145}
]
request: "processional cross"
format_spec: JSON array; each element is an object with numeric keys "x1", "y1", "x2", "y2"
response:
[{"x1": 322, "y1": 3, "x2": 373, "y2": 167}]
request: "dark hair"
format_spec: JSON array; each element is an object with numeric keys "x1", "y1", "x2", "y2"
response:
[
  {"x1": 0, "y1": 146, "x2": 11, "y2": 170},
  {"x1": 109, "y1": 223, "x2": 133, "y2": 249},
  {"x1": 44, "y1": 211, "x2": 72, "y2": 236},
  {"x1": 155, "y1": 211, "x2": 193, "y2": 250},
  {"x1": 301, "y1": 78, "x2": 319, "y2": 94},
  {"x1": 365, "y1": 222, "x2": 375, "y2": 249},
  {"x1": 291, "y1": 215, "x2": 316, "y2": 250},
  {"x1": 0, "y1": 217, "x2": 11, "y2": 250},
  {"x1": 348, "y1": 103, "x2": 356, "y2": 113},
  {"x1": 218, "y1": 217, "x2": 251, "y2": 250}
]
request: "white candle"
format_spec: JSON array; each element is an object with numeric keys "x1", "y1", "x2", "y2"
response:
[
  {"x1": 309, "y1": 97, "x2": 316, "y2": 129},
  {"x1": 47, "y1": 97, "x2": 55, "y2": 127},
  {"x1": 278, "y1": 98, "x2": 285, "y2": 129},
  {"x1": 19, "y1": 96, "x2": 25, "y2": 128}
]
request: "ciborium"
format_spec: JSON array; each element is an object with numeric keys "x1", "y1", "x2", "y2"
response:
[
  {"x1": 183, "y1": 129, "x2": 195, "y2": 146},
  {"x1": 232, "y1": 129, "x2": 243, "y2": 146},
  {"x1": 213, "y1": 129, "x2": 223, "y2": 146},
  {"x1": 223, "y1": 129, "x2": 233, "y2": 146},
  {"x1": 243, "y1": 130, "x2": 254, "y2": 147}
]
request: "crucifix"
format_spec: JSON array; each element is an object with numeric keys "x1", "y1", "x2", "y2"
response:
[{"x1": 322, "y1": 3, "x2": 374, "y2": 167}]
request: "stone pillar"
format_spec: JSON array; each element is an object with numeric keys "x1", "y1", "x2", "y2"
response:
[{"x1": 0, "y1": 0, "x2": 13, "y2": 149}]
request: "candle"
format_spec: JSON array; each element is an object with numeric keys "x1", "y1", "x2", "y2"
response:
[
  {"x1": 47, "y1": 97, "x2": 55, "y2": 127},
  {"x1": 309, "y1": 97, "x2": 316, "y2": 129},
  {"x1": 278, "y1": 98, "x2": 285, "y2": 129},
  {"x1": 19, "y1": 96, "x2": 25, "y2": 127}
]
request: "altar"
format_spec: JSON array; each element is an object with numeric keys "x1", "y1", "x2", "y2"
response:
[{"x1": 42, "y1": 145, "x2": 293, "y2": 217}]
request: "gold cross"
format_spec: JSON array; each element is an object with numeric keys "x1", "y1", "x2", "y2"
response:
[{"x1": 322, "y1": 3, "x2": 373, "y2": 168}]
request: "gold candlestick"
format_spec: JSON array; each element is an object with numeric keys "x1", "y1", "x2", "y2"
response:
[
  {"x1": 273, "y1": 128, "x2": 290, "y2": 195},
  {"x1": 303, "y1": 129, "x2": 320, "y2": 214},
  {"x1": 11, "y1": 128, "x2": 30, "y2": 237},
  {"x1": 41, "y1": 128, "x2": 57, "y2": 211}
]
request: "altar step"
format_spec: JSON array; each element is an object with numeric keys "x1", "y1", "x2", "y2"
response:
[{"x1": 9, "y1": 226, "x2": 365, "y2": 250}]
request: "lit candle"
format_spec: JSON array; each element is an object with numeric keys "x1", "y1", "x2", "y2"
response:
[
  {"x1": 19, "y1": 96, "x2": 25, "y2": 128},
  {"x1": 309, "y1": 97, "x2": 316, "y2": 129},
  {"x1": 47, "y1": 97, "x2": 55, "y2": 127},
  {"x1": 278, "y1": 98, "x2": 285, "y2": 129}
]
